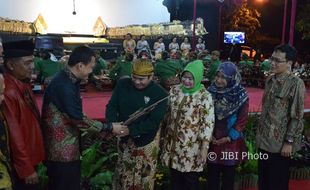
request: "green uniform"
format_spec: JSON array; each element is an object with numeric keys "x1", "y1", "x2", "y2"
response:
[
  {"x1": 35, "y1": 59, "x2": 64, "y2": 82},
  {"x1": 92, "y1": 58, "x2": 107, "y2": 75},
  {"x1": 34, "y1": 56, "x2": 42, "y2": 69},
  {"x1": 109, "y1": 60, "x2": 132, "y2": 80},
  {"x1": 106, "y1": 78, "x2": 168, "y2": 146},
  {"x1": 261, "y1": 60, "x2": 271, "y2": 71},
  {"x1": 155, "y1": 59, "x2": 183, "y2": 81},
  {"x1": 206, "y1": 60, "x2": 221, "y2": 81},
  {"x1": 239, "y1": 60, "x2": 254, "y2": 67},
  {"x1": 106, "y1": 78, "x2": 168, "y2": 190}
]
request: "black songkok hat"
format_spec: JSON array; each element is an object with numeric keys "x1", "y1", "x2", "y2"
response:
[{"x1": 3, "y1": 39, "x2": 35, "y2": 59}]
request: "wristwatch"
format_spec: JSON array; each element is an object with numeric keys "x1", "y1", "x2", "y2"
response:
[{"x1": 285, "y1": 139, "x2": 294, "y2": 144}]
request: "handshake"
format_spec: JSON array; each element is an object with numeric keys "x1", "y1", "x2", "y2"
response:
[
  {"x1": 97, "y1": 122, "x2": 129, "y2": 140},
  {"x1": 101, "y1": 96, "x2": 168, "y2": 138}
]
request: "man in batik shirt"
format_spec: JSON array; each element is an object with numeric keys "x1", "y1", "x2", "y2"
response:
[
  {"x1": 256, "y1": 44, "x2": 305, "y2": 190},
  {"x1": 42, "y1": 46, "x2": 126, "y2": 190}
]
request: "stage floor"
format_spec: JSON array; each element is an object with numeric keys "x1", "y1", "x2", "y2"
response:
[{"x1": 35, "y1": 87, "x2": 310, "y2": 121}]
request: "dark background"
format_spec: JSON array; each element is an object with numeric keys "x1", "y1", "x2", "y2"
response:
[{"x1": 163, "y1": 0, "x2": 310, "y2": 57}]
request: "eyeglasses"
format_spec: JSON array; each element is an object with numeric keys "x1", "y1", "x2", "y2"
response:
[{"x1": 269, "y1": 56, "x2": 287, "y2": 64}]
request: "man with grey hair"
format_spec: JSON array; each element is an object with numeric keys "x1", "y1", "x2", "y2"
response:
[{"x1": 2, "y1": 39, "x2": 44, "y2": 190}]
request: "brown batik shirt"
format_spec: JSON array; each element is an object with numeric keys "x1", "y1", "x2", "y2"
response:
[{"x1": 256, "y1": 72, "x2": 305, "y2": 153}]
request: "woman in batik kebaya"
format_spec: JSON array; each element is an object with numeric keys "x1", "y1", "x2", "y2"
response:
[{"x1": 161, "y1": 60, "x2": 215, "y2": 190}]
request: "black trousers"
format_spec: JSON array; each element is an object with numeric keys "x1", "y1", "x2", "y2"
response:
[
  {"x1": 258, "y1": 149, "x2": 290, "y2": 190},
  {"x1": 12, "y1": 170, "x2": 40, "y2": 190},
  {"x1": 206, "y1": 163, "x2": 235, "y2": 190},
  {"x1": 45, "y1": 160, "x2": 81, "y2": 190},
  {"x1": 170, "y1": 168, "x2": 201, "y2": 190}
]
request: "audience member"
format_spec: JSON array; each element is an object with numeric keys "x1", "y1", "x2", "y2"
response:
[{"x1": 123, "y1": 33, "x2": 136, "y2": 54}]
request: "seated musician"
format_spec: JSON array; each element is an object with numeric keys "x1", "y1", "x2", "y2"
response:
[
  {"x1": 89, "y1": 51, "x2": 112, "y2": 91},
  {"x1": 34, "y1": 49, "x2": 64, "y2": 85},
  {"x1": 109, "y1": 53, "x2": 134, "y2": 81}
]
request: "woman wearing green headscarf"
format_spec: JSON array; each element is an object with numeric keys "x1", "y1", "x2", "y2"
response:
[{"x1": 161, "y1": 60, "x2": 215, "y2": 190}]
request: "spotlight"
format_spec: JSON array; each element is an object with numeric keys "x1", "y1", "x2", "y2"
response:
[{"x1": 72, "y1": 0, "x2": 76, "y2": 15}]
